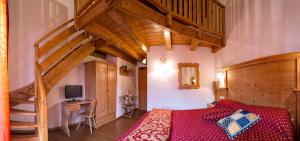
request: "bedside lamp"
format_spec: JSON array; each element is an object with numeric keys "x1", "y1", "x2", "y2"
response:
[{"x1": 216, "y1": 70, "x2": 226, "y2": 88}]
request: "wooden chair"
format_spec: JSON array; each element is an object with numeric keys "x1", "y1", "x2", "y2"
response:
[{"x1": 77, "y1": 99, "x2": 97, "y2": 134}]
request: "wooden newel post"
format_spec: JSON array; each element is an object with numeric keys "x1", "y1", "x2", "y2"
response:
[{"x1": 0, "y1": 0, "x2": 10, "y2": 140}]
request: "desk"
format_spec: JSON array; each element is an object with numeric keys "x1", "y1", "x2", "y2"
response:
[{"x1": 61, "y1": 100, "x2": 91, "y2": 136}]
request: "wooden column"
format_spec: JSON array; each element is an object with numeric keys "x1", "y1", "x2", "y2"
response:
[{"x1": 0, "y1": 0, "x2": 10, "y2": 140}]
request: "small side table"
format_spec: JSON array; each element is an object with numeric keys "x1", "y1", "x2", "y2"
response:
[{"x1": 120, "y1": 95, "x2": 136, "y2": 118}]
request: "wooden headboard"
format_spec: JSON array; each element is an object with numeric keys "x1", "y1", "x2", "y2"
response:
[{"x1": 222, "y1": 52, "x2": 300, "y2": 139}]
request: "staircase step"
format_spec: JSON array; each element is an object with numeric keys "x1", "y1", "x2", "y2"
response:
[
  {"x1": 11, "y1": 99, "x2": 35, "y2": 104},
  {"x1": 39, "y1": 34, "x2": 87, "y2": 73},
  {"x1": 11, "y1": 108, "x2": 36, "y2": 116},
  {"x1": 11, "y1": 134, "x2": 38, "y2": 141},
  {"x1": 43, "y1": 42, "x2": 95, "y2": 92},
  {"x1": 39, "y1": 25, "x2": 76, "y2": 57},
  {"x1": 11, "y1": 121, "x2": 37, "y2": 129}
]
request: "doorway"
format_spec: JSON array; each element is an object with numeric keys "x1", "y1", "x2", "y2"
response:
[{"x1": 138, "y1": 67, "x2": 147, "y2": 110}]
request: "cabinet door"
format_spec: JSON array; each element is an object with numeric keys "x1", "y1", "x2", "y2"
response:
[
  {"x1": 96, "y1": 63, "x2": 108, "y2": 118},
  {"x1": 107, "y1": 65, "x2": 116, "y2": 115}
]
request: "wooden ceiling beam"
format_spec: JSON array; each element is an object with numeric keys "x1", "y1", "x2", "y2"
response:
[
  {"x1": 94, "y1": 39, "x2": 137, "y2": 65},
  {"x1": 107, "y1": 9, "x2": 148, "y2": 54},
  {"x1": 190, "y1": 38, "x2": 200, "y2": 51},
  {"x1": 75, "y1": 0, "x2": 113, "y2": 29},
  {"x1": 114, "y1": 0, "x2": 223, "y2": 48},
  {"x1": 163, "y1": 30, "x2": 172, "y2": 50},
  {"x1": 85, "y1": 22, "x2": 141, "y2": 60}
]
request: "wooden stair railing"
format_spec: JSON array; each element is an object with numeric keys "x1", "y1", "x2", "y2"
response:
[
  {"x1": 148, "y1": 0, "x2": 225, "y2": 43},
  {"x1": 31, "y1": 18, "x2": 95, "y2": 141}
]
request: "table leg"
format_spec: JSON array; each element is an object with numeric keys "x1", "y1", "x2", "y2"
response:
[{"x1": 61, "y1": 106, "x2": 71, "y2": 137}]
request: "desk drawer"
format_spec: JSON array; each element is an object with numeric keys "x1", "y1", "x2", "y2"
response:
[{"x1": 67, "y1": 104, "x2": 80, "y2": 111}]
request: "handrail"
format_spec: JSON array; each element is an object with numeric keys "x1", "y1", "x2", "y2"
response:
[
  {"x1": 34, "y1": 19, "x2": 74, "y2": 47},
  {"x1": 147, "y1": 0, "x2": 225, "y2": 40},
  {"x1": 76, "y1": 0, "x2": 101, "y2": 19}
]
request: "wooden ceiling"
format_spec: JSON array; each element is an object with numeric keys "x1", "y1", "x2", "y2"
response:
[{"x1": 75, "y1": 0, "x2": 226, "y2": 63}]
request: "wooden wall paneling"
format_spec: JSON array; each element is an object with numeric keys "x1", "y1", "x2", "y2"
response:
[
  {"x1": 107, "y1": 64, "x2": 116, "y2": 115},
  {"x1": 223, "y1": 52, "x2": 300, "y2": 140}
]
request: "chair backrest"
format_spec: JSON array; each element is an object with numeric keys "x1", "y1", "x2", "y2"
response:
[{"x1": 89, "y1": 99, "x2": 97, "y2": 116}]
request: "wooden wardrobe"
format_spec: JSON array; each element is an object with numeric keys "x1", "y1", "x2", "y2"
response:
[{"x1": 85, "y1": 61, "x2": 117, "y2": 127}]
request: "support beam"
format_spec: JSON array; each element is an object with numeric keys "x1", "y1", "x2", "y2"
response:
[
  {"x1": 190, "y1": 38, "x2": 200, "y2": 51},
  {"x1": 95, "y1": 40, "x2": 137, "y2": 65},
  {"x1": 211, "y1": 46, "x2": 224, "y2": 53},
  {"x1": 114, "y1": 0, "x2": 223, "y2": 48},
  {"x1": 107, "y1": 9, "x2": 148, "y2": 54},
  {"x1": 85, "y1": 22, "x2": 141, "y2": 60},
  {"x1": 75, "y1": 0, "x2": 113, "y2": 29},
  {"x1": 163, "y1": 30, "x2": 172, "y2": 50}
]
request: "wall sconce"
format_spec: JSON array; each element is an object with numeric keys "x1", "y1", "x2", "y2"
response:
[
  {"x1": 141, "y1": 45, "x2": 147, "y2": 52},
  {"x1": 216, "y1": 70, "x2": 226, "y2": 88},
  {"x1": 160, "y1": 57, "x2": 167, "y2": 65},
  {"x1": 142, "y1": 58, "x2": 147, "y2": 64}
]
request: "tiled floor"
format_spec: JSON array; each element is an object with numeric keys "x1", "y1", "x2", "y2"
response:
[{"x1": 49, "y1": 110, "x2": 146, "y2": 141}]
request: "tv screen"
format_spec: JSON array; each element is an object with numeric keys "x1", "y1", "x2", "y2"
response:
[{"x1": 65, "y1": 85, "x2": 82, "y2": 99}]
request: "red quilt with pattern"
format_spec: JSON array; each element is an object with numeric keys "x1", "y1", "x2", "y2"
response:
[{"x1": 118, "y1": 100, "x2": 294, "y2": 141}]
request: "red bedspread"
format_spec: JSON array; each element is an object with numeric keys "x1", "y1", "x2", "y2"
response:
[{"x1": 118, "y1": 100, "x2": 294, "y2": 141}]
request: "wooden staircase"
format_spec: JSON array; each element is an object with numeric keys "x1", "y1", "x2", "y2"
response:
[
  {"x1": 10, "y1": 18, "x2": 96, "y2": 141},
  {"x1": 9, "y1": 83, "x2": 38, "y2": 141}
]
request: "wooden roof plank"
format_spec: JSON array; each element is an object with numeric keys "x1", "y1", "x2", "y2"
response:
[
  {"x1": 114, "y1": 0, "x2": 223, "y2": 48},
  {"x1": 85, "y1": 22, "x2": 141, "y2": 60}
]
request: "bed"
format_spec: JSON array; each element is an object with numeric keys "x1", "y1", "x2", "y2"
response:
[
  {"x1": 118, "y1": 52, "x2": 300, "y2": 141},
  {"x1": 118, "y1": 99, "x2": 294, "y2": 141}
]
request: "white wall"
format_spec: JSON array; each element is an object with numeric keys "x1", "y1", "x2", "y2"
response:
[
  {"x1": 47, "y1": 56, "x2": 105, "y2": 128},
  {"x1": 147, "y1": 46, "x2": 216, "y2": 110},
  {"x1": 8, "y1": 0, "x2": 74, "y2": 91},
  {"x1": 107, "y1": 56, "x2": 137, "y2": 117},
  {"x1": 216, "y1": 0, "x2": 300, "y2": 68}
]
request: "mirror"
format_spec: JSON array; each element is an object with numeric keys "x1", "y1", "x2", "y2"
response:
[{"x1": 178, "y1": 63, "x2": 200, "y2": 89}]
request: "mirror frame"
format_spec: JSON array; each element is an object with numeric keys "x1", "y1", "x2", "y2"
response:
[{"x1": 178, "y1": 63, "x2": 200, "y2": 89}]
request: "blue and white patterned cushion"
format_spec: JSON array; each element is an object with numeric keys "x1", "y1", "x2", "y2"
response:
[{"x1": 217, "y1": 109, "x2": 260, "y2": 139}]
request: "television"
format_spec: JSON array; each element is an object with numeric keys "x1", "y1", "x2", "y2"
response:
[{"x1": 65, "y1": 85, "x2": 82, "y2": 101}]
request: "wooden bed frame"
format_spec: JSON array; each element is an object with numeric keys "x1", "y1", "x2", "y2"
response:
[{"x1": 221, "y1": 52, "x2": 300, "y2": 140}]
